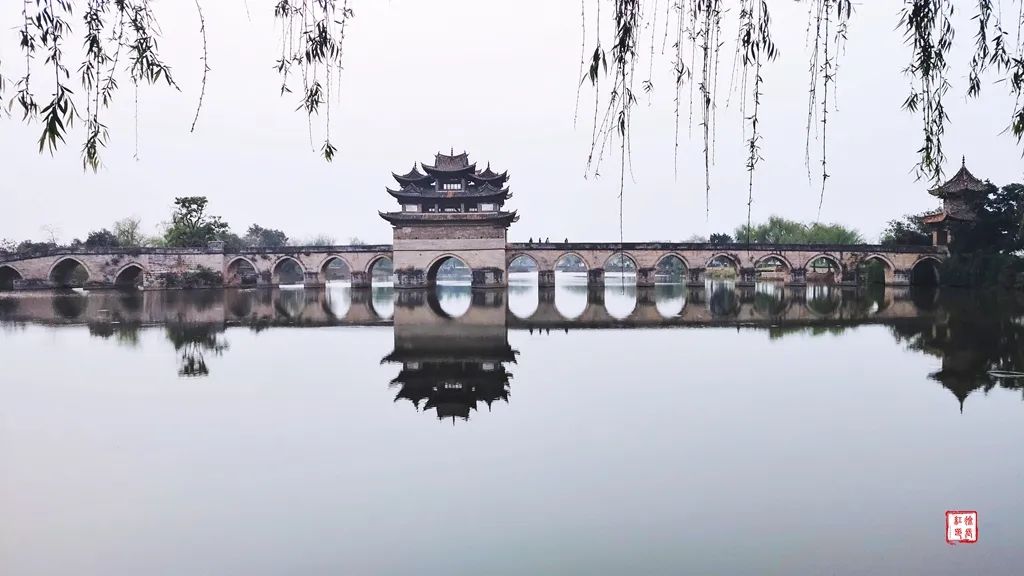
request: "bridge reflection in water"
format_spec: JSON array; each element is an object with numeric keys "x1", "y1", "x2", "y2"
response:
[{"x1": 0, "y1": 281, "x2": 1021, "y2": 418}]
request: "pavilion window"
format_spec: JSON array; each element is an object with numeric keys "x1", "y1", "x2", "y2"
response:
[
  {"x1": 479, "y1": 203, "x2": 495, "y2": 212},
  {"x1": 402, "y1": 204, "x2": 420, "y2": 212}
]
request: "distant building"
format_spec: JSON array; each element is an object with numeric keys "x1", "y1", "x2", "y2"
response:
[{"x1": 922, "y1": 157, "x2": 990, "y2": 246}]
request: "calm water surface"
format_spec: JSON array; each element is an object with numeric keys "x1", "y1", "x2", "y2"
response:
[{"x1": 1, "y1": 274, "x2": 1022, "y2": 575}]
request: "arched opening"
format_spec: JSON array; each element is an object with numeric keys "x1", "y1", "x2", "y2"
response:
[
  {"x1": 604, "y1": 253, "x2": 637, "y2": 319},
  {"x1": 272, "y1": 257, "x2": 305, "y2": 286},
  {"x1": 369, "y1": 256, "x2": 394, "y2": 286},
  {"x1": 226, "y1": 257, "x2": 259, "y2": 287},
  {"x1": 706, "y1": 254, "x2": 739, "y2": 280},
  {"x1": 508, "y1": 254, "x2": 539, "y2": 319},
  {"x1": 427, "y1": 256, "x2": 472, "y2": 317},
  {"x1": 911, "y1": 258, "x2": 940, "y2": 286},
  {"x1": 321, "y1": 257, "x2": 352, "y2": 285},
  {"x1": 605, "y1": 252, "x2": 637, "y2": 282},
  {"x1": 0, "y1": 265, "x2": 23, "y2": 291},
  {"x1": 806, "y1": 284, "x2": 842, "y2": 316},
  {"x1": 114, "y1": 264, "x2": 145, "y2": 289},
  {"x1": 806, "y1": 255, "x2": 841, "y2": 284},
  {"x1": 655, "y1": 282, "x2": 686, "y2": 318},
  {"x1": 428, "y1": 255, "x2": 472, "y2": 286},
  {"x1": 858, "y1": 256, "x2": 892, "y2": 285},
  {"x1": 655, "y1": 254, "x2": 688, "y2": 284},
  {"x1": 320, "y1": 257, "x2": 352, "y2": 318},
  {"x1": 755, "y1": 256, "x2": 790, "y2": 282},
  {"x1": 49, "y1": 258, "x2": 90, "y2": 288},
  {"x1": 554, "y1": 253, "x2": 588, "y2": 318},
  {"x1": 554, "y1": 253, "x2": 588, "y2": 281}
]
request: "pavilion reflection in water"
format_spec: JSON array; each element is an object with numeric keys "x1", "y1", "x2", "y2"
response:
[
  {"x1": 1, "y1": 282, "x2": 1022, "y2": 415},
  {"x1": 383, "y1": 288, "x2": 515, "y2": 422}
]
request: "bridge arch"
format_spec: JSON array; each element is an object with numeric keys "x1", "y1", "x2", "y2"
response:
[
  {"x1": 507, "y1": 252, "x2": 539, "y2": 268},
  {"x1": 226, "y1": 256, "x2": 260, "y2": 286},
  {"x1": 804, "y1": 253, "x2": 843, "y2": 283},
  {"x1": 860, "y1": 254, "x2": 895, "y2": 284},
  {"x1": 48, "y1": 257, "x2": 92, "y2": 288},
  {"x1": 114, "y1": 262, "x2": 146, "y2": 289},
  {"x1": 911, "y1": 255, "x2": 941, "y2": 286},
  {"x1": 705, "y1": 253, "x2": 740, "y2": 276},
  {"x1": 319, "y1": 255, "x2": 352, "y2": 283},
  {"x1": 271, "y1": 256, "x2": 306, "y2": 285},
  {"x1": 426, "y1": 253, "x2": 472, "y2": 287},
  {"x1": 365, "y1": 254, "x2": 394, "y2": 285},
  {"x1": 604, "y1": 252, "x2": 638, "y2": 275},
  {"x1": 656, "y1": 252, "x2": 690, "y2": 272},
  {"x1": 508, "y1": 253, "x2": 539, "y2": 281},
  {"x1": 754, "y1": 255, "x2": 792, "y2": 281},
  {"x1": 554, "y1": 252, "x2": 589, "y2": 272},
  {"x1": 0, "y1": 265, "x2": 24, "y2": 291}
]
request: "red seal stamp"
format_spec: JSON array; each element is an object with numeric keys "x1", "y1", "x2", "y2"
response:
[{"x1": 945, "y1": 510, "x2": 978, "y2": 544}]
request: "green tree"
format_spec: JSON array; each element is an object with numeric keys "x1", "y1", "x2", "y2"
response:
[
  {"x1": 881, "y1": 213, "x2": 932, "y2": 246},
  {"x1": 84, "y1": 229, "x2": 120, "y2": 248},
  {"x1": 981, "y1": 183, "x2": 1024, "y2": 253},
  {"x1": 734, "y1": 216, "x2": 862, "y2": 244},
  {"x1": 709, "y1": 233, "x2": 733, "y2": 244},
  {"x1": 244, "y1": 225, "x2": 289, "y2": 248},
  {"x1": 164, "y1": 197, "x2": 230, "y2": 248},
  {"x1": 113, "y1": 217, "x2": 145, "y2": 247}
]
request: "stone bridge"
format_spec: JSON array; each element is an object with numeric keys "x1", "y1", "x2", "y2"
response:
[
  {"x1": 507, "y1": 242, "x2": 947, "y2": 287},
  {"x1": 0, "y1": 245, "x2": 393, "y2": 290},
  {"x1": 0, "y1": 241, "x2": 946, "y2": 291}
]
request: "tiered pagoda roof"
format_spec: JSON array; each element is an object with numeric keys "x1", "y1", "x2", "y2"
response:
[
  {"x1": 380, "y1": 150, "x2": 517, "y2": 227},
  {"x1": 928, "y1": 158, "x2": 990, "y2": 199},
  {"x1": 388, "y1": 362, "x2": 512, "y2": 422},
  {"x1": 922, "y1": 157, "x2": 990, "y2": 226}
]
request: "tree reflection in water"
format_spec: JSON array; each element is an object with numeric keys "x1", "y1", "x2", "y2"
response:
[{"x1": 166, "y1": 323, "x2": 229, "y2": 377}]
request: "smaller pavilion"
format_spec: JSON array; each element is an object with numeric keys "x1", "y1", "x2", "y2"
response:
[{"x1": 922, "y1": 157, "x2": 991, "y2": 246}]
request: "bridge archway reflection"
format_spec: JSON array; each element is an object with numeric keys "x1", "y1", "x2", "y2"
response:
[{"x1": 655, "y1": 283, "x2": 686, "y2": 318}]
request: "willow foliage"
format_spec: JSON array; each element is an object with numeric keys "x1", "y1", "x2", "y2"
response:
[{"x1": 3, "y1": 0, "x2": 1022, "y2": 199}]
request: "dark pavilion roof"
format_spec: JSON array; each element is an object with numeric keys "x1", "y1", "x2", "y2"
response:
[
  {"x1": 392, "y1": 165, "x2": 431, "y2": 186},
  {"x1": 388, "y1": 151, "x2": 511, "y2": 191},
  {"x1": 929, "y1": 157, "x2": 990, "y2": 198},
  {"x1": 422, "y1": 151, "x2": 477, "y2": 175}
]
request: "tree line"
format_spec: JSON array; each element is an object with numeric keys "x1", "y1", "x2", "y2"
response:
[{"x1": 0, "y1": 197, "x2": 360, "y2": 256}]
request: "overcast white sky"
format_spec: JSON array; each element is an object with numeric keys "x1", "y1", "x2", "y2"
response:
[{"x1": 1, "y1": 0, "x2": 1022, "y2": 244}]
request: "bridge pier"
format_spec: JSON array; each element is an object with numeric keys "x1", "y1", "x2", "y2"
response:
[
  {"x1": 686, "y1": 268, "x2": 705, "y2": 287},
  {"x1": 303, "y1": 271, "x2": 323, "y2": 288},
  {"x1": 587, "y1": 268, "x2": 605, "y2": 288},
  {"x1": 788, "y1": 268, "x2": 807, "y2": 286},
  {"x1": 738, "y1": 267, "x2": 756, "y2": 287},
  {"x1": 637, "y1": 267, "x2": 657, "y2": 288},
  {"x1": 538, "y1": 269, "x2": 556, "y2": 288},
  {"x1": 350, "y1": 271, "x2": 372, "y2": 288}
]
